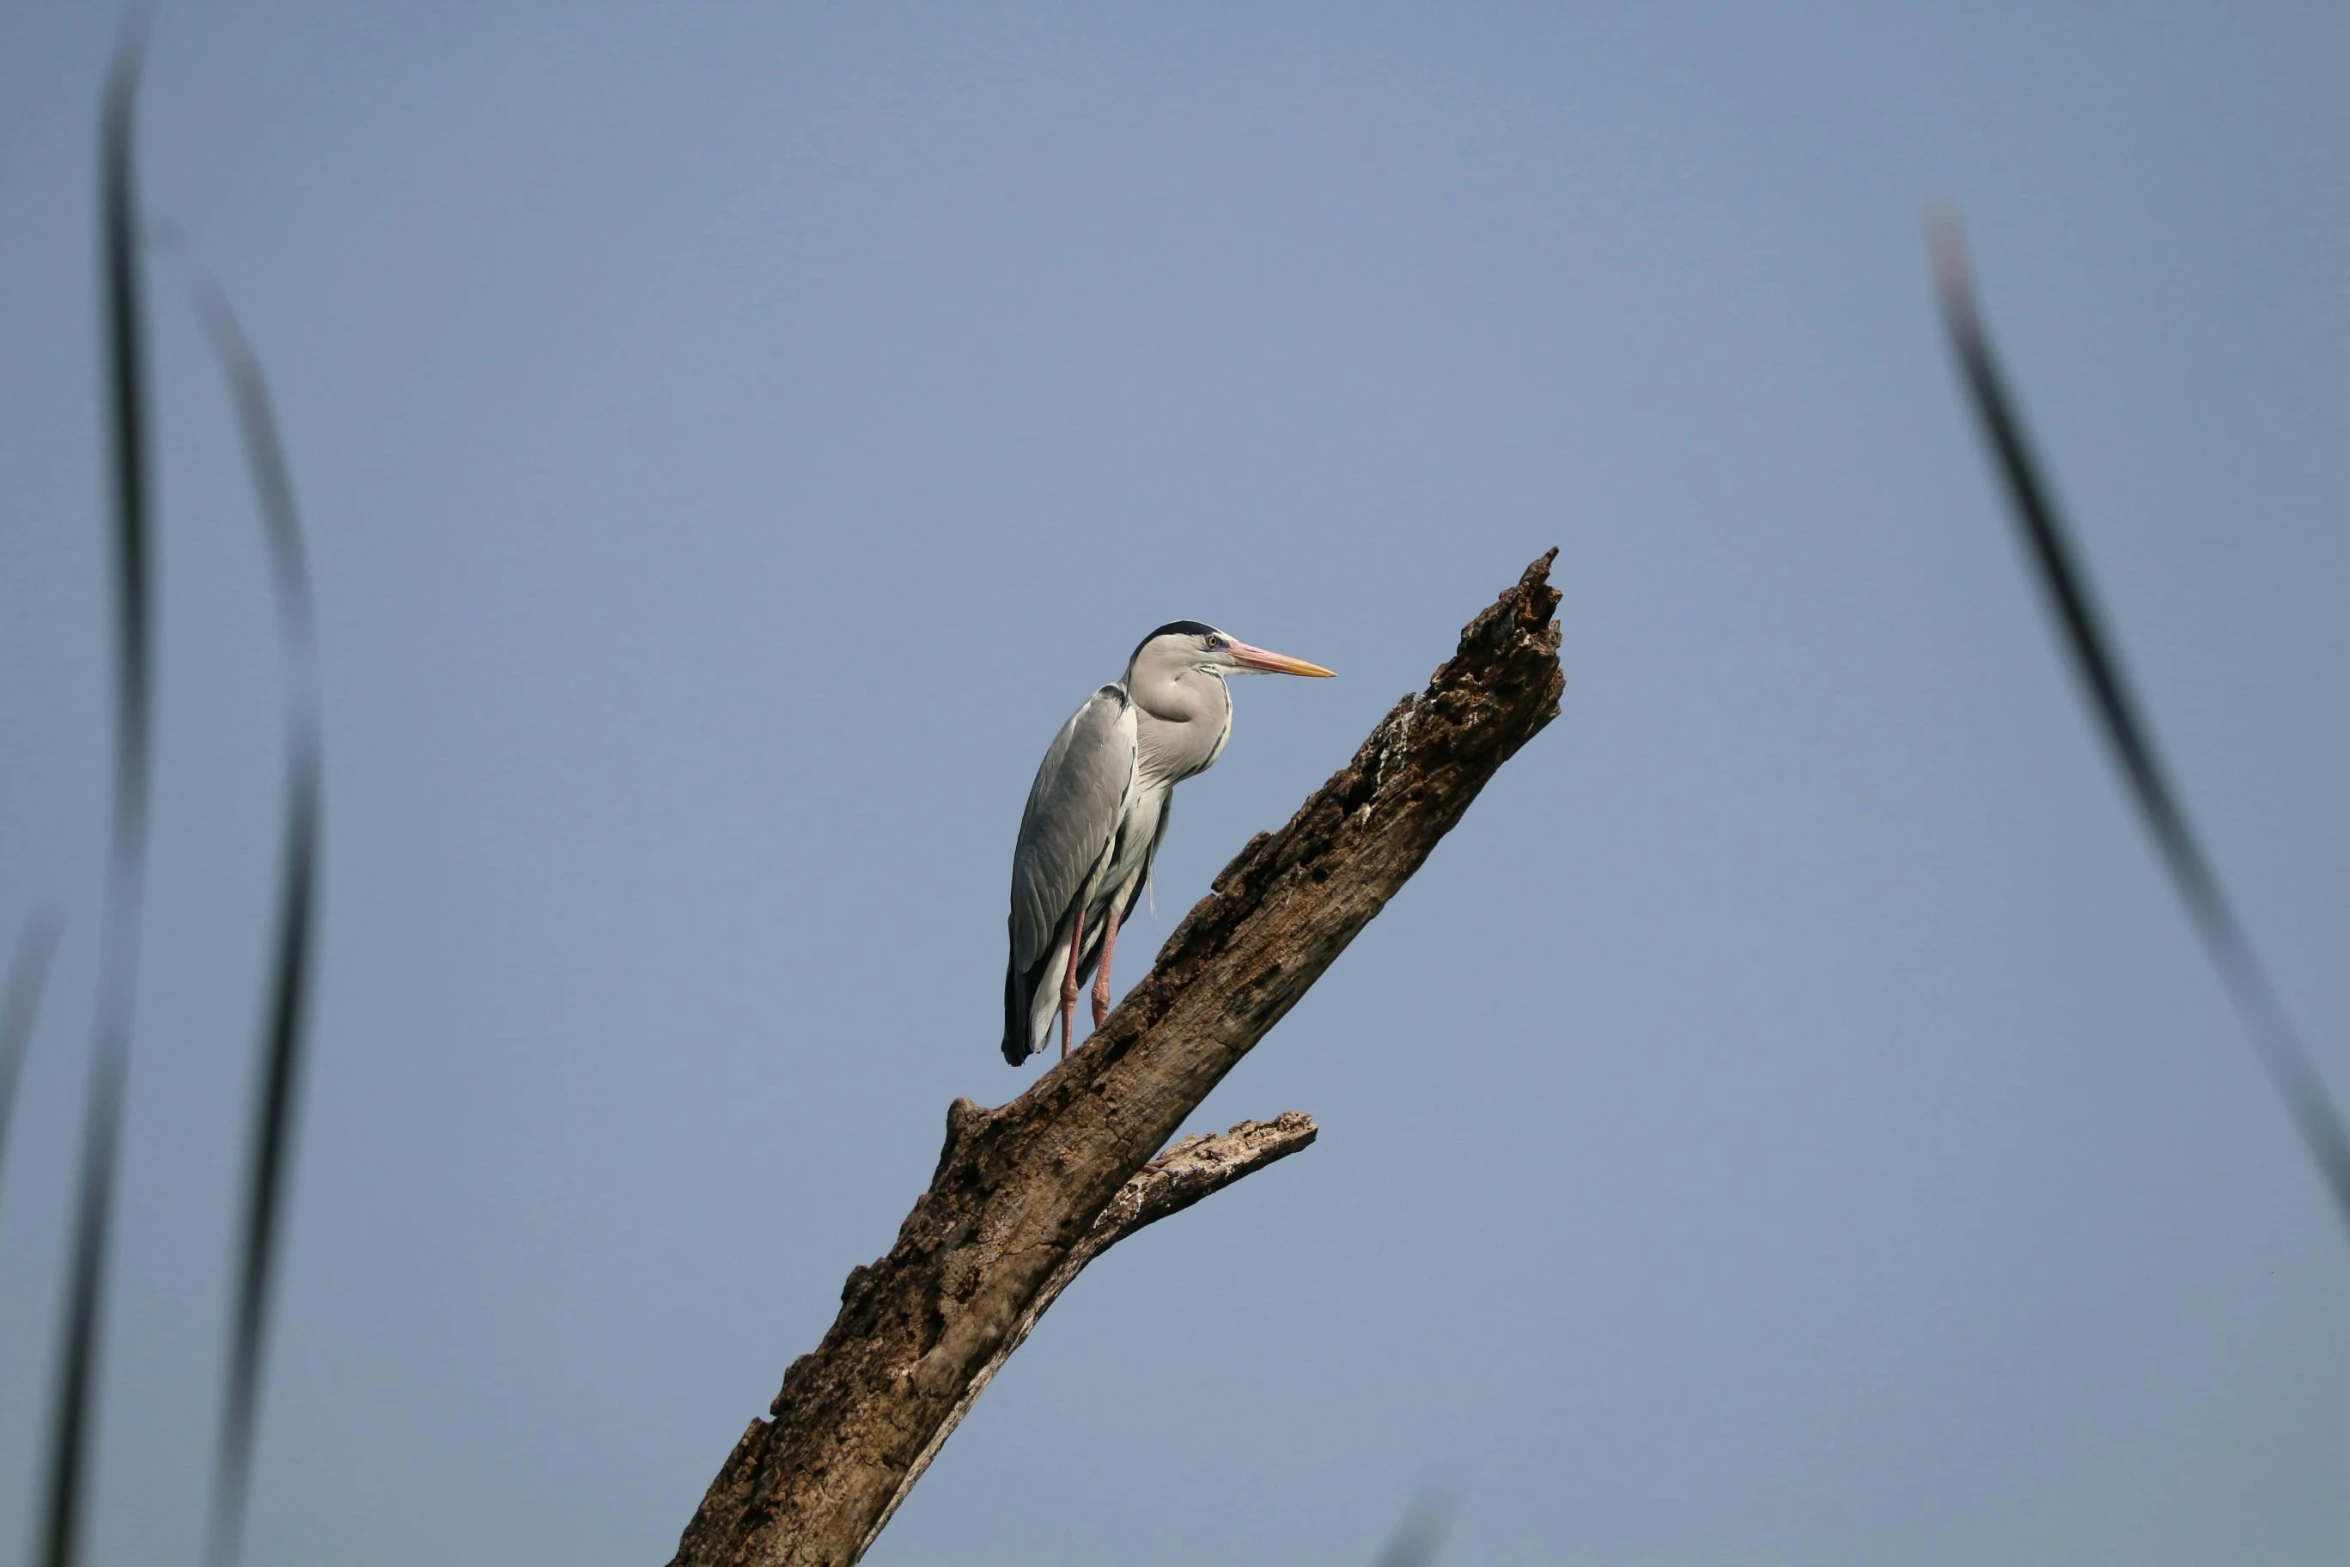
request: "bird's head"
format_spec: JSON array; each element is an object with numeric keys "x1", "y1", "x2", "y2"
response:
[{"x1": 1126, "y1": 621, "x2": 1337, "y2": 684}]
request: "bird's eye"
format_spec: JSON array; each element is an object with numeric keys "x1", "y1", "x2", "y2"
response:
[{"x1": 1205, "y1": 635, "x2": 1227, "y2": 650}]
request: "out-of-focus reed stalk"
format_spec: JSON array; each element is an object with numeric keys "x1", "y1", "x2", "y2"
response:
[{"x1": 1931, "y1": 211, "x2": 2350, "y2": 1239}]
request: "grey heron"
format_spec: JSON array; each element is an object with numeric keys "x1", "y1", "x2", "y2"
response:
[{"x1": 1004, "y1": 623, "x2": 1335, "y2": 1065}]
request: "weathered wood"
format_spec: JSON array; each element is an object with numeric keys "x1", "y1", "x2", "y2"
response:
[
  {"x1": 859, "y1": 1111, "x2": 1319, "y2": 1555},
  {"x1": 668, "y1": 552, "x2": 1564, "y2": 1567}
]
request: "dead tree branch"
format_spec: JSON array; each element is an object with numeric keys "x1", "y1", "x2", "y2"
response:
[
  {"x1": 862, "y1": 1111, "x2": 1319, "y2": 1552},
  {"x1": 668, "y1": 551, "x2": 1563, "y2": 1567}
]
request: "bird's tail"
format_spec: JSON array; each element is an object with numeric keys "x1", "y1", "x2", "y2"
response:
[
  {"x1": 1004, "y1": 912, "x2": 1105, "y2": 1065},
  {"x1": 1002, "y1": 958, "x2": 1036, "y2": 1065}
]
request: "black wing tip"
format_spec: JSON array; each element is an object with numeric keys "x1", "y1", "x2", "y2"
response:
[{"x1": 1002, "y1": 958, "x2": 1037, "y2": 1065}]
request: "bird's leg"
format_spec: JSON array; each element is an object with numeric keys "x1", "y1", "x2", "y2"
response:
[
  {"x1": 1059, "y1": 904, "x2": 1085, "y2": 1061},
  {"x1": 1090, "y1": 904, "x2": 1121, "y2": 1029}
]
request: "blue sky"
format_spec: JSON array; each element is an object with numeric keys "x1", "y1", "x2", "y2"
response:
[{"x1": 3, "y1": 4, "x2": 2347, "y2": 1564}]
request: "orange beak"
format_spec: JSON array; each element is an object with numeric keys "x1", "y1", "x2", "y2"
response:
[{"x1": 1225, "y1": 640, "x2": 1336, "y2": 678}]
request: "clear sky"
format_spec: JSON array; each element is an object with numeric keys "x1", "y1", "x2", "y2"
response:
[{"x1": 4, "y1": 4, "x2": 2348, "y2": 1564}]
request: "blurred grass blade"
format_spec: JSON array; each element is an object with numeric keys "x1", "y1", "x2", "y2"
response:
[
  {"x1": 1929, "y1": 212, "x2": 2350, "y2": 1236},
  {"x1": 0, "y1": 910, "x2": 67, "y2": 1216},
  {"x1": 41, "y1": 22, "x2": 156, "y2": 1567},
  {"x1": 1371, "y1": 1490, "x2": 1456, "y2": 1567},
  {"x1": 161, "y1": 232, "x2": 325, "y2": 1567}
]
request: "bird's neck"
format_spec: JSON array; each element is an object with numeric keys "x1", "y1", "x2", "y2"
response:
[{"x1": 1127, "y1": 668, "x2": 1230, "y2": 784}]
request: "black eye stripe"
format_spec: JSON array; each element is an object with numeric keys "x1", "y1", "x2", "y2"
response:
[{"x1": 1130, "y1": 620, "x2": 1220, "y2": 665}]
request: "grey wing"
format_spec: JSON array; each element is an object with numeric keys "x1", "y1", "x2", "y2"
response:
[{"x1": 1005, "y1": 687, "x2": 1137, "y2": 1060}]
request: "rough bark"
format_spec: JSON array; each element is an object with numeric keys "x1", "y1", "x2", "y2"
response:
[
  {"x1": 668, "y1": 552, "x2": 1564, "y2": 1567},
  {"x1": 858, "y1": 1111, "x2": 1319, "y2": 1554}
]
